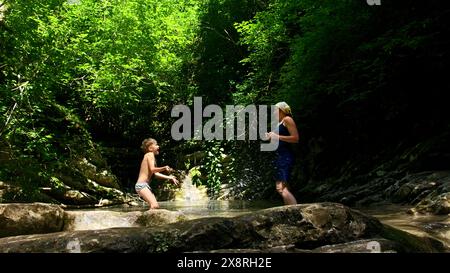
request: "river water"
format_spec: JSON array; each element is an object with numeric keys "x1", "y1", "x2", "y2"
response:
[
  {"x1": 166, "y1": 176, "x2": 449, "y2": 248},
  {"x1": 67, "y1": 175, "x2": 450, "y2": 249},
  {"x1": 161, "y1": 200, "x2": 449, "y2": 245},
  {"x1": 87, "y1": 199, "x2": 449, "y2": 249},
  {"x1": 358, "y1": 204, "x2": 450, "y2": 248}
]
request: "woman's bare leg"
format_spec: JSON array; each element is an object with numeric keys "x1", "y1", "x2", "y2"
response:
[{"x1": 276, "y1": 181, "x2": 297, "y2": 205}]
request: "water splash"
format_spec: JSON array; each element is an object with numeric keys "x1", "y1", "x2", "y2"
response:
[{"x1": 174, "y1": 174, "x2": 208, "y2": 202}]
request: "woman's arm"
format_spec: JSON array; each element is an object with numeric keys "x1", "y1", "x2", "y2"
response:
[
  {"x1": 279, "y1": 117, "x2": 299, "y2": 143},
  {"x1": 266, "y1": 117, "x2": 299, "y2": 143}
]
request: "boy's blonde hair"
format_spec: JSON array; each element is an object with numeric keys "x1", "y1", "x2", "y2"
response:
[{"x1": 141, "y1": 138, "x2": 157, "y2": 153}]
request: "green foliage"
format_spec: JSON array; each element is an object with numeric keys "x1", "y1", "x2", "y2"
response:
[
  {"x1": 192, "y1": 0, "x2": 266, "y2": 105},
  {"x1": 233, "y1": 0, "x2": 450, "y2": 195},
  {"x1": 189, "y1": 166, "x2": 203, "y2": 187},
  {"x1": 5, "y1": 0, "x2": 198, "y2": 135},
  {"x1": 225, "y1": 141, "x2": 275, "y2": 200},
  {"x1": 200, "y1": 141, "x2": 225, "y2": 197},
  {"x1": 2, "y1": 0, "x2": 449, "y2": 203},
  {"x1": 0, "y1": 0, "x2": 201, "y2": 201},
  {"x1": 235, "y1": 0, "x2": 372, "y2": 106}
]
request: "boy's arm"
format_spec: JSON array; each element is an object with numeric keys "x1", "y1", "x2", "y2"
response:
[
  {"x1": 155, "y1": 172, "x2": 179, "y2": 185},
  {"x1": 154, "y1": 172, "x2": 171, "y2": 180},
  {"x1": 146, "y1": 153, "x2": 168, "y2": 173}
]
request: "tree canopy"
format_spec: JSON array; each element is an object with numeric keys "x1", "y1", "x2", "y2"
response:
[{"x1": 1, "y1": 0, "x2": 449, "y2": 204}]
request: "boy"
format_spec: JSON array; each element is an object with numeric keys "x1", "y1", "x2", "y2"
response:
[{"x1": 135, "y1": 138, "x2": 178, "y2": 209}]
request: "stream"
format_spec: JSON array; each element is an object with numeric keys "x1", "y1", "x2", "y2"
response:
[
  {"x1": 65, "y1": 176, "x2": 450, "y2": 249},
  {"x1": 72, "y1": 199, "x2": 449, "y2": 249}
]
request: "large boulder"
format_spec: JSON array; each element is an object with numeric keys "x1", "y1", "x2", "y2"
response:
[
  {"x1": 0, "y1": 203, "x2": 65, "y2": 238},
  {"x1": 0, "y1": 203, "x2": 445, "y2": 253}
]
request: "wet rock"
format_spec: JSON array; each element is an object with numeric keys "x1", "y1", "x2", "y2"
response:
[
  {"x1": 75, "y1": 158, "x2": 120, "y2": 189},
  {"x1": 84, "y1": 179, "x2": 125, "y2": 202},
  {"x1": 0, "y1": 203, "x2": 65, "y2": 238},
  {"x1": 0, "y1": 203, "x2": 444, "y2": 253},
  {"x1": 413, "y1": 192, "x2": 450, "y2": 215},
  {"x1": 386, "y1": 172, "x2": 441, "y2": 203},
  {"x1": 62, "y1": 190, "x2": 98, "y2": 205},
  {"x1": 312, "y1": 239, "x2": 400, "y2": 253},
  {"x1": 191, "y1": 244, "x2": 311, "y2": 253},
  {"x1": 136, "y1": 209, "x2": 188, "y2": 226},
  {"x1": 309, "y1": 171, "x2": 450, "y2": 215},
  {"x1": 421, "y1": 222, "x2": 450, "y2": 247},
  {"x1": 94, "y1": 170, "x2": 121, "y2": 190},
  {"x1": 380, "y1": 223, "x2": 446, "y2": 252},
  {"x1": 0, "y1": 228, "x2": 164, "y2": 253},
  {"x1": 0, "y1": 181, "x2": 21, "y2": 202}
]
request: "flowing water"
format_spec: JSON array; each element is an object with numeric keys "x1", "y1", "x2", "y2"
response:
[
  {"x1": 173, "y1": 175, "x2": 208, "y2": 202},
  {"x1": 67, "y1": 175, "x2": 450, "y2": 248},
  {"x1": 85, "y1": 200, "x2": 449, "y2": 248},
  {"x1": 160, "y1": 175, "x2": 278, "y2": 217},
  {"x1": 159, "y1": 201, "x2": 450, "y2": 248},
  {"x1": 357, "y1": 205, "x2": 450, "y2": 248}
]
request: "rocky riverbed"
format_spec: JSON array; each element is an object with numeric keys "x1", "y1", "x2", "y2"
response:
[{"x1": 0, "y1": 202, "x2": 446, "y2": 253}]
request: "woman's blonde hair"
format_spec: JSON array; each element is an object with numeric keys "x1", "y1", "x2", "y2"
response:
[
  {"x1": 275, "y1": 102, "x2": 292, "y2": 116},
  {"x1": 141, "y1": 138, "x2": 157, "y2": 153}
]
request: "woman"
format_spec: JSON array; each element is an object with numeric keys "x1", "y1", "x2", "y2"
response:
[{"x1": 266, "y1": 102, "x2": 299, "y2": 205}]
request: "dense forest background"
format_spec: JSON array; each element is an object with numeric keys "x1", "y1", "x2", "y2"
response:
[{"x1": 1, "y1": 0, "x2": 449, "y2": 211}]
